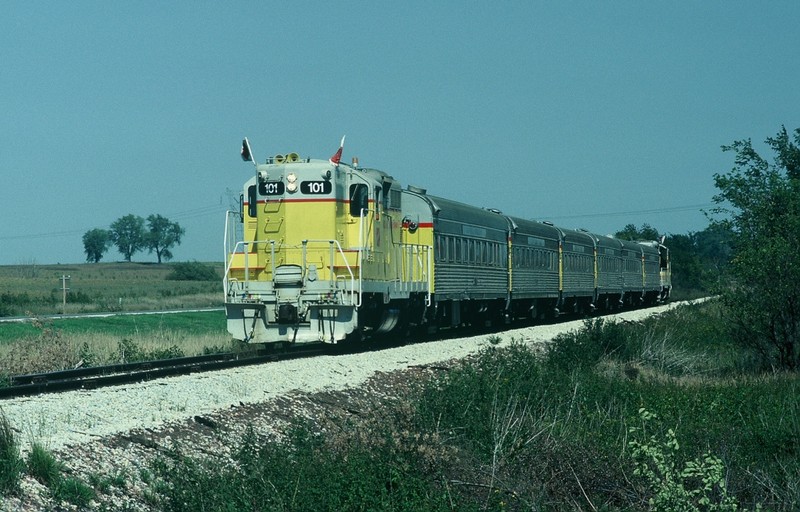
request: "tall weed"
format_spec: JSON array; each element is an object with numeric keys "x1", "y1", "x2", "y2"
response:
[
  {"x1": 150, "y1": 426, "x2": 456, "y2": 512},
  {"x1": 628, "y1": 408, "x2": 739, "y2": 511},
  {"x1": 26, "y1": 442, "x2": 64, "y2": 487},
  {"x1": 0, "y1": 410, "x2": 23, "y2": 495}
]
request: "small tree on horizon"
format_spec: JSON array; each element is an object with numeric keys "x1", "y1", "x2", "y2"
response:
[
  {"x1": 109, "y1": 214, "x2": 146, "y2": 262},
  {"x1": 614, "y1": 223, "x2": 660, "y2": 241},
  {"x1": 146, "y1": 214, "x2": 185, "y2": 264},
  {"x1": 82, "y1": 228, "x2": 111, "y2": 263}
]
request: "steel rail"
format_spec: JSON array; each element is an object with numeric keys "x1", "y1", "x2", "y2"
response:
[{"x1": 0, "y1": 346, "x2": 326, "y2": 399}]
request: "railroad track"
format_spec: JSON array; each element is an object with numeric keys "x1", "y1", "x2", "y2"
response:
[
  {"x1": 0, "y1": 300, "x2": 689, "y2": 401},
  {"x1": 0, "y1": 345, "x2": 327, "y2": 399}
]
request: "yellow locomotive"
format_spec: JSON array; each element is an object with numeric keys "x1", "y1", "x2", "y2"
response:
[
  {"x1": 224, "y1": 138, "x2": 671, "y2": 345},
  {"x1": 224, "y1": 138, "x2": 432, "y2": 344}
]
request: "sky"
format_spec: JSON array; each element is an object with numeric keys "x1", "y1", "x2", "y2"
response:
[{"x1": 2, "y1": 1, "x2": 799, "y2": 265}]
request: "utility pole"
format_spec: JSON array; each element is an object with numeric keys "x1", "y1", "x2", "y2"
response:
[{"x1": 60, "y1": 275, "x2": 70, "y2": 315}]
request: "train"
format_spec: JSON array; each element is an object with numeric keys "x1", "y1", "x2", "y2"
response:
[{"x1": 223, "y1": 138, "x2": 671, "y2": 345}]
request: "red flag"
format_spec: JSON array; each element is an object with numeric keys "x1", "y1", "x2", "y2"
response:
[{"x1": 329, "y1": 135, "x2": 346, "y2": 165}]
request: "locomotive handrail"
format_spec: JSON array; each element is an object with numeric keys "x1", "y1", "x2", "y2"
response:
[
  {"x1": 224, "y1": 240, "x2": 275, "y2": 295},
  {"x1": 301, "y1": 239, "x2": 360, "y2": 306},
  {"x1": 392, "y1": 243, "x2": 432, "y2": 306},
  {"x1": 357, "y1": 207, "x2": 375, "y2": 252}
]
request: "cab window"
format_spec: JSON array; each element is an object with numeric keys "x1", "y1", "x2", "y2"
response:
[
  {"x1": 247, "y1": 185, "x2": 257, "y2": 218},
  {"x1": 349, "y1": 184, "x2": 368, "y2": 217}
]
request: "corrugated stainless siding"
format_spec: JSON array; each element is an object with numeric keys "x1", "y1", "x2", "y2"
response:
[
  {"x1": 435, "y1": 263, "x2": 507, "y2": 300},
  {"x1": 511, "y1": 268, "x2": 559, "y2": 298},
  {"x1": 562, "y1": 268, "x2": 594, "y2": 296},
  {"x1": 643, "y1": 251, "x2": 661, "y2": 290},
  {"x1": 597, "y1": 256, "x2": 623, "y2": 293}
]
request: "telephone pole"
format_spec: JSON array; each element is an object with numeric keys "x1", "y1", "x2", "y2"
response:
[{"x1": 60, "y1": 275, "x2": 70, "y2": 315}]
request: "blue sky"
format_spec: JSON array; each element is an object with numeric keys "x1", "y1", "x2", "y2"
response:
[{"x1": 2, "y1": 1, "x2": 798, "y2": 265}]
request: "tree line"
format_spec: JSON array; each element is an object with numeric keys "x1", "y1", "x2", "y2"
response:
[{"x1": 83, "y1": 214, "x2": 185, "y2": 264}]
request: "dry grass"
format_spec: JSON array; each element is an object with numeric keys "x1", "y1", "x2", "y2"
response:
[{"x1": 0, "y1": 330, "x2": 233, "y2": 375}]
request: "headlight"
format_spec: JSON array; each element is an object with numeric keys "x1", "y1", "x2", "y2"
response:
[{"x1": 286, "y1": 173, "x2": 298, "y2": 192}]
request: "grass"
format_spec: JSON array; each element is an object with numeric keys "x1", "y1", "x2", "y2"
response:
[
  {"x1": 0, "y1": 261, "x2": 235, "y2": 376},
  {"x1": 0, "y1": 311, "x2": 235, "y2": 376},
  {"x1": 1, "y1": 282, "x2": 797, "y2": 509},
  {"x1": 26, "y1": 442, "x2": 65, "y2": 487},
  {"x1": 0, "y1": 410, "x2": 24, "y2": 495},
  {"x1": 0, "y1": 261, "x2": 242, "y2": 382}
]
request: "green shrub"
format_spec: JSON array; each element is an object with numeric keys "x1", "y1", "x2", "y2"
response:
[
  {"x1": 87, "y1": 470, "x2": 127, "y2": 493},
  {"x1": 628, "y1": 408, "x2": 739, "y2": 511},
  {"x1": 0, "y1": 292, "x2": 33, "y2": 317},
  {"x1": 545, "y1": 317, "x2": 632, "y2": 372},
  {"x1": 76, "y1": 342, "x2": 98, "y2": 367},
  {"x1": 149, "y1": 426, "x2": 455, "y2": 512},
  {"x1": 116, "y1": 338, "x2": 144, "y2": 363},
  {"x1": 416, "y1": 341, "x2": 545, "y2": 460},
  {"x1": 116, "y1": 339, "x2": 185, "y2": 363},
  {"x1": 166, "y1": 261, "x2": 218, "y2": 281}
]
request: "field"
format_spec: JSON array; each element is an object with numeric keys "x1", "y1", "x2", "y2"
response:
[
  {"x1": 0, "y1": 262, "x2": 233, "y2": 375},
  {"x1": 0, "y1": 262, "x2": 224, "y2": 317}
]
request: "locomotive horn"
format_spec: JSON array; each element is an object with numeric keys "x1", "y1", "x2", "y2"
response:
[
  {"x1": 286, "y1": 152, "x2": 299, "y2": 163},
  {"x1": 273, "y1": 154, "x2": 286, "y2": 164}
]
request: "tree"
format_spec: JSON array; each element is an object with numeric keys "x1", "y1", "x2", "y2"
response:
[
  {"x1": 146, "y1": 214, "x2": 185, "y2": 263},
  {"x1": 109, "y1": 214, "x2": 146, "y2": 262},
  {"x1": 82, "y1": 228, "x2": 111, "y2": 263},
  {"x1": 664, "y1": 233, "x2": 704, "y2": 292},
  {"x1": 665, "y1": 225, "x2": 734, "y2": 295},
  {"x1": 692, "y1": 222, "x2": 733, "y2": 281},
  {"x1": 713, "y1": 125, "x2": 800, "y2": 370},
  {"x1": 614, "y1": 223, "x2": 660, "y2": 241}
]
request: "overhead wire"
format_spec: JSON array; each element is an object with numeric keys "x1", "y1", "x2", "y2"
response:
[
  {"x1": 1, "y1": 202, "x2": 714, "y2": 242},
  {"x1": 535, "y1": 203, "x2": 715, "y2": 221}
]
